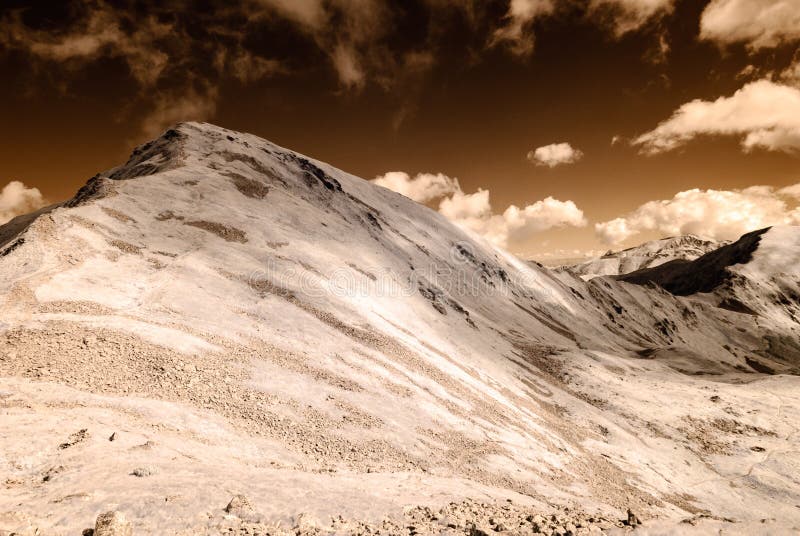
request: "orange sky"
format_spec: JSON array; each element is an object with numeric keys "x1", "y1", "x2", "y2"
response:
[{"x1": 1, "y1": 0, "x2": 799, "y2": 258}]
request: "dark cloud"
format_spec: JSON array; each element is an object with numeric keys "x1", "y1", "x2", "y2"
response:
[
  {"x1": 3, "y1": 0, "x2": 800, "y2": 257},
  {"x1": 0, "y1": 0, "x2": 689, "y2": 108},
  {"x1": 0, "y1": 2, "x2": 172, "y2": 87}
]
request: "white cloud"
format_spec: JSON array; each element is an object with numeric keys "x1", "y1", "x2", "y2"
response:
[
  {"x1": 373, "y1": 170, "x2": 586, "y2": 250},
  {"x1": 527, "y1": 142, "x2": 584, "y2": 167},
  {"x1": 700, "y1": 0, "x2": 800, "y2": 49},
  {"x1": 372, "y1": 171, "x2": 460, "y2": 203},
  {"x1": 436, "y1": 189, "x2": 491, "y2": 220},
  {"x1": 490, "y1": 0, "x2": 556, "y2": 55},
  {"x1": 0, "y1": 181, "x2": 47, "y2": 224},
  {"x1": 440, "y1": 190, "x2": 586, "y2": 249},
  {"x1": 595, "y1": 184, "x2": 800, "y2": 245},
  {"x1": 633, "y1": 79, "x2": 800, "y2": 154},
  {"x1": 331, "y1": 43, "x2": 366, "y2": 89},
  {"x1": 251, "y1": 0, "x2": 328, "y2": 28},
  {"x1": 499, "y1": 197, "x2": 587, "y2": 241},
  {"x1": 780, "y1": 59, "x2": 800, "y2": 85},
  {"x1": 588, "y1": 0, "x2": 675, "y2": 35},
  {"x1": 778, "y1": 183, "x2": 800, "y2": 198}
]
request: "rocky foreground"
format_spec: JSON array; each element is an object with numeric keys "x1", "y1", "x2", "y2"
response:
[{"x1": 66, "y1": 498, "x2": 634, "y2": 535}]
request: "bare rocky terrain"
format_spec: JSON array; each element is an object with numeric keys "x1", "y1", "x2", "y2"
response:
[{"x1": 1, "y1": 123, "x2": 799, "y2": 534}]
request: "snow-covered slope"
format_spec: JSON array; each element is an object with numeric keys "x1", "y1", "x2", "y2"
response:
[
  {"x1": 561, "y1": 235, "x2": 725, "y2": 279},
  {"x1": 1, "y1": 123, "x2": 798, "y2": 534}
]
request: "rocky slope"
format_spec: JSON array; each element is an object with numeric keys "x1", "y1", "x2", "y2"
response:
[
  {"x1": 618, "y1": 226, "x2": 800, "y2": 374},
  {"x1": 0, "y1": 123, "x2": 798, "y2": 535},
  {"x1": 561, "y1": 235, "x2": 726, "y2": 279}
]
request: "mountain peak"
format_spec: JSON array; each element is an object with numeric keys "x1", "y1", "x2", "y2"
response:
[
  {"x1": 562, "y1": 233, "x2": 729, "y2": 279},
  {"x1": 104, "y1": 122, "x2": 222, "y2": 181},
  {"x1": 3, "y1": 124, "x2": 800, "y2": 533}
]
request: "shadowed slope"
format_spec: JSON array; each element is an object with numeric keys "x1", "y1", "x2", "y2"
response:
[{"x1": 618, "y1": 228, "x2": 769, "y2": 296}]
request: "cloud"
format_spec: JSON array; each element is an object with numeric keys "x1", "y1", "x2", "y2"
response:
[
  {"x1": 527, "y1": 142, "x2": 584, "y2": 167},
  {"x1": 389, "y1": 51, "x2": 437, "y2": 130},
  {"x1": 248, "y1": 0, "x2": 389, "y2": 90},
  {"x1": 498, "y1": 197, "x2": 587, "y2": 240},
  {"x1": 1, "y1": 5, "x2": 172, "y2": 87},
  {"x1": 372, "y1": 171, "x2": 460, "y2": 203},
  {"x1": 633, "y1": 79, "x2": 800, "y2": 154},
  {"x1": 490, "y1": 0, "x2": 555, "y2": 56},
  {"x1": 0, "y1": 2, "x2": 295, "y2": 138},
  {"x1": 440, "y1": 191, "x2": 587, "y2": 249},
  {"x1": 373, "y1": 170, "x2": 586, "y2": 250},
  {"x1": 331, "y1": 43, "x2": 367, "y2": 90},
  {"x1": 139, "y1": 85, "x2": 219, "y2": 139},
  {"x1": 778, "y1": 182, "x2": 800, "y2": 198},
  {"x1": 214, "y1": 48, "x2": 282, "y2": 84},
  {"x1": 252, "y1": 0, "x2": 328, "y2": 28},
  {"x1": 700, "y1": 0, "x2": 800, "y2": 49},
  {"x1": 781, "y1": 59, "x2": 800, "y2": 85},
  {"x1": 0, "y1": 181, "x2": 47, "y2": 224},
  {"x1": 488, "y1": 0, "x2": 675, "y2": 59},
  {"x1": 0, "y1": 0, "x2": 696, "y2": 138},
  {"x1": 588, "y1": 0, "x2": 675, "y2": 35},
  {"x1": 595, "y1": 184, "x2": 800, "y2": 245}
]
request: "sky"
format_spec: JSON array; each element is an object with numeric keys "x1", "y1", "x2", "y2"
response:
[{"x1": 1, "y1": 0, "x2": 799, "y2": 259}]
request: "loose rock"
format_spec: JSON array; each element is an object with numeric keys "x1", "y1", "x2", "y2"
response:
[
  {"x1": 225, "y1": 494, "x2": 260, "y2": 522},
  {"x1": 94, "y1": 511, "x2": 133, "y2": 536},
  {"x1": 131, "y1": 466, "x2": 156, "y2": 477}
]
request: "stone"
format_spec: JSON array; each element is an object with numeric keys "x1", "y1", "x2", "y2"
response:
[
  {"x1": 131, "y1": 466, "x2": 156, "y2": 477},
  {"x1": 225, "y1": 494, "x2": 259, "y2": 522},
  {"x1": 626, "y1": 509, "x2": 641, "y2": 526},
  {"x1": 94, "y1": 511, "x2": 132, "y2": 536}
]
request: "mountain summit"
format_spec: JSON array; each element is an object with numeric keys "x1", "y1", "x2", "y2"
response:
[
  {"x1": 1, "y1": 123, "x2": 799, "y2": 534},
  {"x1": 561, "y1": 234, "x2": 727, "y2": 279}
]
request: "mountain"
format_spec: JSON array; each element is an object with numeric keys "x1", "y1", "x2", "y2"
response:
[
  {"x1": 1, "y1": 123, "x2": 798, "y2": 535},
  {"x1": 619, "y1": 227, "x2": 800, "y2": 372},
  {"x1": 560, "y1": 235, "x2": 726, "y2": 279}
]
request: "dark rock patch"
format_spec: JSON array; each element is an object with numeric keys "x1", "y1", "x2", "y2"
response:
[
  {"x1": 226, "y1": 172, "x2": 269, "y2": 199},
  {"x1": 618, "y1": 228, "x2": 769, "y2": 296},
  {"x1": 108, "y1": 128, "x2": 185, "y2": 180},
  {"x1": 745, "y1": 356, "x2": 776, "y2": 374},
  {"x1": 155, "y1": 210, "x2": 183, "y2": 221},
  {"x1": 718, "y1": 297, "x2": 757, "y2": 315},
  {"x1": 347, "y1": 262, "x2": 377, "y2": 281},
  {"x1": 280, "y1": 153, "x2": 342, "y2": 192},
  {"x1": 59, "y1": 428, "x2": 89, "y2": 449},
  {"x1": 1, "y1": 237, "x2": 24, "y2": 257},
  {"x1": 185, "y1": 220, "x2": 247, "y2": 243},
  {"x1": 219, "y1": 151, "x2": 286, "y2": 186},
  {"x1": 108, "y1": 239, "x2": 142, "y2": 255},
  {"x1": 65, "y1": 176, "x2": 110, "y2": 208}
]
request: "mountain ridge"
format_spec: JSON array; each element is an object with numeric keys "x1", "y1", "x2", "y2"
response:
[
  {"x1": 1, "y1": 122, "x2": 799, "y2": 534},
  {"x1": 560, "y1": 234, "x2": 727, "y2": 279}
]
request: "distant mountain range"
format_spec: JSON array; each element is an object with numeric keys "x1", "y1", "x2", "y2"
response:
[{"x1": 558, "y1": 235, "x2": 728, "y2": 279}]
